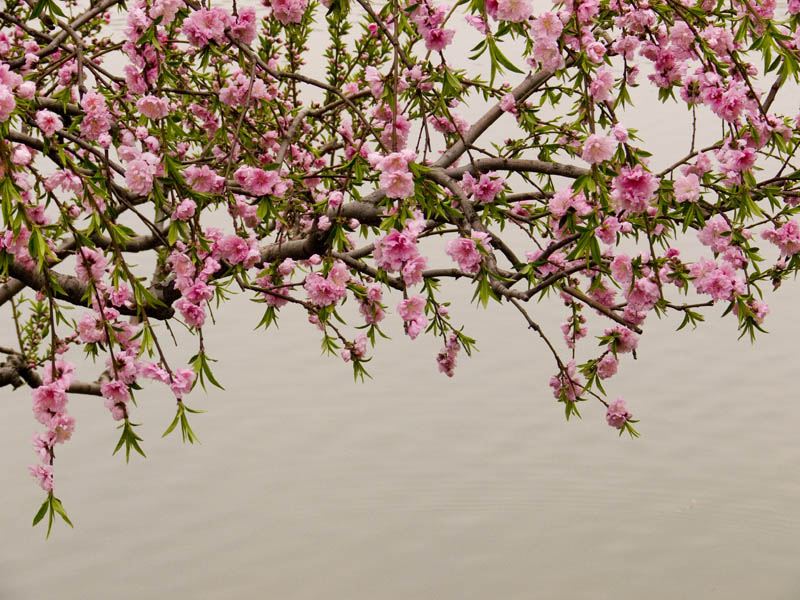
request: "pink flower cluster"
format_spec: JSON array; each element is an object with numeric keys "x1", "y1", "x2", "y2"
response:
[
  {"x1": 136, "y1": 95, "x2": 170, "y2": 119},
  {"x1": 461, "y1": 171, "x2": 506, "y2": 203},
  {"x1": 169, "y1": 247, "x2": 221, "y2": 328},
  {"x1": 606, "y1": 397, "x2": 632, "y2": 430},
  {"x1": 436, "y1": 333, "x2": 460, "y2": 377},
  {"x1": 609, "y1": 253, "x2": 662, "y2": 325},
  {"x1": 304, "y1": 260, "x2": 350, "y2": 306},
  {"x1": 697, "y1": 215, "x2": 731, "y2": 254},
  {"x1": 581, "y1": 134, "x2": 616, "y2": 165},
  {"x1": 266, "y1": 0, "x2": 309, "y2": 25},
  {"x1": 410, "y1": 1, "x2": 455, "y2": 52},
  {"x1": 445, "y1": 231, "x2": 490, "y2": 274},
  {"x1": 120, "y1": 140, "x2": 161, "y2": 196},
  {"x1": 235, "y1": 165, "x2": 288, "y2": 197},
  {"x1": 374, "y1": 211, "x2": 428, "y2": 286},
  {"x1": 353, "y1": 284, "x2": 382, "y2": 325},
  {"x1": 0, "y1": 64, "x2": 26, "y2": 122},
  {"x1": 549, "y1": 360, "x2": 583, "y2": 402},
  {"x1": 761, "y1": 219, "x2": 800, "y2": 257},
  {"x1": 688, "y1": 257, "x2": 745, "y2": 302},
  {"x1": 529, "y1": 12, "x2": 565, "y2": 72},
  {"x1": 74, "y1": 247, "x2": 108, "y2": 284},
  {"x1": 35, "y1": 110, "x2": 63, "y2": 137},
  {"x1": 341, "y1": 333, "x2": 368, "y2": 362},
  {"x1": 604, "y1": 325, "x2": 638, "y2": 354},
  {"x1": 548, "y1": 187, "x2": 593, "y2": 219},
  {"x1": 398, "y1": 294, "x2": 428, "y2": 339},
  {"x1": 80, "y1": 91, "x2": 112, "y2": 142},
  {"x1": 221, "y1": 69, "x2": 271, "y2": 107},
  {"x1": 371, "y1": 150, "x2": 416, "y2": 199},
  {"x1": 610, "y1": 164, "x2": 658, "y2": 213},
  {"x1": 185, "y1": 165, "x2": 225, "y2": 194},
  {"x1": 495, "y1": 0, "x2": 533, "y2": 23},
  {"x1": 597, "y1": 353, "x2": 619, "y2": 379},
  {"x1": 29, "y1": 360, "x2": 77, "y2": 492},
  {"x1": 183, "y1": 7, "x2": 232, "y2": 47}
]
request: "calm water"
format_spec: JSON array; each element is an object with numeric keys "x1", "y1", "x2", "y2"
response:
[{"x1": 2, "y1": 7, "x2": 800, "y2": 599}]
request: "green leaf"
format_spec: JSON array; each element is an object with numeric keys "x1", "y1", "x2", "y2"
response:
[
  {"x1": 30, "y1": 0, "x2": 47, "y2": 19},
  {"x1": 113, "y1": 420, "x2": 146, "y2": 462},
  {"x1": 32, "y1": 497, "x2": 49, "y2": 526},
  {"x1": 51, "y1": 497, "x2": 73, "y2": 528},
  {"x1": 162, "y1": 409, "x2": 181, "y2": 438}
]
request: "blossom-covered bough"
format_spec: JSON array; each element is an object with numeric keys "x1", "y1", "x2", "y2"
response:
[{"x1": 2, "y1": 0, "x2": 800, "y2": 534}]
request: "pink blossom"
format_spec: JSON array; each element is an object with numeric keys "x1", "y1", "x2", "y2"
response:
[
  {"x1": 697, "y1": 215, "x2": 731, "y2": 254},
  {"x1": 231, "y1": 7, "x2": 257, "y2": 44},
  {"x1": 581, "y1": 134, "x2": 615, "y2": 164},
  {"x1": 597, "y1": 354, "x2": 618, "y2": 379},
  {"x1": 182, "y1": 7, "x2": 232, "y2": 47},
  {"x1": 28, "y1": 464, "x2": 53, "y2": 492},
  {"x1": 611, "y1": 124, "x2": 628, "y2": 142},
  {"x1": 604, "y1": 325, "x2": 639, "y2": 354},
  {"x1": 172, "y1": 198, "x2": 196, "y2": 221},
  {"x1": 423, "y1": 27, "x2": 455, "y2": 51},
  {"x1": 217, "y1": 235, "x2": 250, "y2": 264},
  {"x1": 688, "y1": 257, "x2": 745, "y2": 302},
  {"x1": 101, "y1": 380, "x2": 130, "y2": 405},
  {"x1": 125, "y1": 158, "x2": 157, "y2": 195},
  {"x1": 42, "y1": 359, "x2": 75, "y2": 388},
  {"x1": 674, "y1": 173, "x2": 699, "y2": 203},
  {"x1": 402, "y1": 254, "x2": 428, "y2": 286},
  {"x1": 398, "y1": 295, "x2": 428, "y2": 339},
  {"x1": 473, "y1": 172, "x2": 505, "y2": 203},
  {"x1": 17, "y1": 81, "x2": 35, "y2": 98},
  {"x1": 150, "y1": 0, "x2": 185, "y2": 24},
  {"x1": 374, "y1": 229, "x2": 419, "y2": 272},
  {"x1": 531, "y1": 12, "x2": 562, "y2": 41},
  {"x1": 589, "y1": 67, "x2": 615, "y2": 102},
  {"x1": 176, "y1": 298, "x2": 207, "y2": 328},
  {"x1": 136, "y1": 95, "x2": 171, "y2": 119},
  {"x1": 170, "y1": 368, "x2": 196, "y2": 398},
  {"x1": 0, "y1": 84, "x2": 15, "y2": 121},
  {"x1": 761, "y1": 220, "x2": 800, "y2": 256},
  {"x1": 235, "y1": 166, "x2": 281, "y2": 196},
  {"x1": 610, "y1": 253, "x2": 633, "y2": 286},
  {"x1": 364, "y1": 66, "x2": 384, "y2": 98},
  {"x1": 267, "y1": 0, "x2": 309, "y2": 25},
  {"x1": 49, "y1": 414, "x2": 76, "y2": 444},
  {"x1": 445, "y1": 237, "x2": 482, "y2": 273},
  {"x1": 379, "y1": 169, "x2": 415, "y2": 199},
  {"x1": 606, "y1": 397, "x2": 632, "y2": 429},
  {"x1": 465, "y1": 15, "x2": 487, "y2": 33},
  {"x1": 585, "y1": 41, "x2": 606, "y2": 63},
  {"x1": 611, "y1": 164, "x2": 658, "y2": 213},
  {"x1": 80, "y1": 92, "x2": 111, "y2": 141},
  {"x1": 398, "y1": 295, "x2": 426, "y2": 321},
  {"x1": 304, "y1": 272, "x2": 347, "y2": 306},
  {"x1": 549, "y1": 360, "x2": 583, "y2": 402},
  {"x1": 35, "y1": 110, "x2": 63, "y2": 137},
  {"x1": 74, "y1": 247, "x2": 108, "y2": 283},
  {"x1": 185, "y1": 165, "x2": 223, "y2": 194},
  {"x1": 32, "y1": 384, "x2": 68, "y2": 425},
  {"x1": 437, "y1": 333, "x2": 460, "y2": 377},
  {"x1": 496, "y1": 0, "x2": 533, "y2": 21},
  {"x1": 595, "y1": 216, "x2": 621, "y2": 245}
]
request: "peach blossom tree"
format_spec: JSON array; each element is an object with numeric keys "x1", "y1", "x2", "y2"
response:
[{"x1": 2, "y1": 0, "x2": 800, "y2": 533}]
